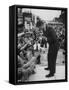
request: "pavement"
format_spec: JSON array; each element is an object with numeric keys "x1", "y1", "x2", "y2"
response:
[
  {"x1": 28, "y1": 48, "x2": 65, "y2": 81},
  {"x1": 28, "y1": 65, "x2": 65, "y2": 81}
]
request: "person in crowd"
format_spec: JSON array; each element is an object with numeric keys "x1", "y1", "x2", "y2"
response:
[{"x1": 18, "y1": 54, "x2": 35, "y2": 81}]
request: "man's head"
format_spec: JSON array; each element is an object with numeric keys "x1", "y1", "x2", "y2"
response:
[
  {"x1": 36, "y1": 21, "x2": 44, "y2": 29},
  {"x1": 36, "y1": 21, "x2": 49, "y2": 32}
]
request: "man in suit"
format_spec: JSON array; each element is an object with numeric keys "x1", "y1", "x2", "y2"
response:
[{"x1": 37, "y1": 22, "x2": 59, "y2": 77}]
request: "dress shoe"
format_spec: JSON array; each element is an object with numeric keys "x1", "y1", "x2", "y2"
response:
[
  {"x1": 45, "y1": 73, "x2": 54, "y2": 78},
  {"x1": 44, "y1": 67, "x2": 50, "y2": 70}
]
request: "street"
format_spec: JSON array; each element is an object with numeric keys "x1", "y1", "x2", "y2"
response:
[{"x1": 28, "y1": 49, "x2": 65, "y2": 81}]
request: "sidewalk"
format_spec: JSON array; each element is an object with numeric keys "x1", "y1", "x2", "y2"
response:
[
  {"x1": 28, "y1": 48, "x2": 65, "y2": 81},
  {"x1": 28, "y1": 65, "x2": 65, "y2": 81}
]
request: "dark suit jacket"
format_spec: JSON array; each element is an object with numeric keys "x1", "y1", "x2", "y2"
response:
[{"x1": 43, "y1": 26, "x2": 58, "y2": 45}]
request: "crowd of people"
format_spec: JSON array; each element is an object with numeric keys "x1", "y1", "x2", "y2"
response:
[
  {"x1": 17, "y1": 27, "x2": 42, "y2": 82},
  {"x1": 17, "y1": 20, "x2": 65, "y2": 82}
]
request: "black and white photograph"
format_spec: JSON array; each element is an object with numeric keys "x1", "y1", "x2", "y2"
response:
[
  {"x1": 0, "y1": 0, "x2": 69, "y2": 89},
  {"x1": 17, "y1": 6, "x2": 67, "y2": 83}
]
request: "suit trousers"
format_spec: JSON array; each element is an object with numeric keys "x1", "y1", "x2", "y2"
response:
[{"x1": 47, "y1": 43, "x2": 59, "y2": 74}]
